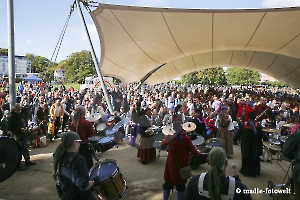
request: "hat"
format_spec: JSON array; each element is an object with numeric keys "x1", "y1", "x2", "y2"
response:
[
  {"x1": 182, "y1": 122, "x2": 196, "y2": 132},
  {"x1": 61, "y1": 131, "x2": 80, "y2": 148}
]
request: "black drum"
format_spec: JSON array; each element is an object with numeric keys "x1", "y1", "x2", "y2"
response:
[
  {"x1": 189, "y1": 146, "x2": 212, "y2": 169},
  {"x1": 99, "y1": 136, "x2": 116, "y2": 152},
  {"x1": 0, "y1": 136, "x2": 22, "y2": 182},
  {"x1": 88, "y1": 136, "x2": 104, "y2": 143}
]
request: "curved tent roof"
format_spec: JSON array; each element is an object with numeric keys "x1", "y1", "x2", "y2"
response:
[{"x1": 90, "y1": 4, "x2": 300, "y2": 88}]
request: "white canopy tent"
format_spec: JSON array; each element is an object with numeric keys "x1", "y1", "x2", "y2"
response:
[{"x1": 89, "y1": 4, "x2": 300, "y2": 88}]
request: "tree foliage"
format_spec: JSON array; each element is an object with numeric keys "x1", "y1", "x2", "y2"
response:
[
  {"x1": 181, "y1": 72, "x2": 200, "y2": 85},
  {"x1": 262, "y1": 81, "x2": 287, "y2": 88},
  {"x1": 196, "y1": 68, "x2": 227, "y2": 85},
  {"x1": 26, "y1": 54, "x2": 54, "y2": 73},
  {"x1": 59, "y1": 50, "x2": 96, "y2": 83},
  {"x1": 0, "y1": 48, "x2": 8, "y2": 56},
  {"x1": 25, "y1": 53, "x2": 56, "y2": 82},
  {"x1": 181, "y1": 68, "x2": 227, "y2": 85},
  {"x1": 226, "y1": 68, "x2": 260, "y2": 86}
]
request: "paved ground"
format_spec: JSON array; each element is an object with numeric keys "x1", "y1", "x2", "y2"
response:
[{"x1": 0, "y1": 134, "x2": 292, "y2": 200}]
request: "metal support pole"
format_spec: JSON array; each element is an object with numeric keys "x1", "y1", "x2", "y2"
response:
[
  {"x1": 7, "y1": 0, "x2": 16, "y2": 109},
  {"x1": 75, "y1": 0, "x2": 113, "y2": 113}
]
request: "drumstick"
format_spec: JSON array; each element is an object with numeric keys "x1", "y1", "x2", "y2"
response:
[{"x1": 231, "y1": 163, "x2": 237, "y2": 176}]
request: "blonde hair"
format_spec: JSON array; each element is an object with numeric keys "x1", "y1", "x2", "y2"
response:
[{"x1": 73, "y1": 106, "x2": 86, "y2": 132}]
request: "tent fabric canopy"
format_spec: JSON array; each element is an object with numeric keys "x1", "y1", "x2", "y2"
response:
[
  {"x1": 90, "y1": 4, "x2": 300, "y2": 88},
  {"x1": 23, "y1": 74, "x2": 42, "y2": 82}
]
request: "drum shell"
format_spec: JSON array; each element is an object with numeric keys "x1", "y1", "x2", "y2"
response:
[
  {"x1": 89, "y1": 159, "x2": 127, "y2": 200},
  {"x1": 99, "y1": 136, "x2": 115, "y2": 152},
  {"x1": 190, "y1": 146, "x2": 211, "y2": 167}
]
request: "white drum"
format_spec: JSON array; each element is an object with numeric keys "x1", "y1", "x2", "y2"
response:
[{"x1": 96, "y1": 123, "x2": 107, "y2": 132}]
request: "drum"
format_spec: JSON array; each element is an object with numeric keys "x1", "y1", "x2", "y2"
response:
[
  {"x1": 191, "y1": 135, "x2": 205, "y2": 147},
  {"x1": 152, "y1": 141, "x2": 168, "y2": 151},
  {"x1": 279, "y1": 136, "x2": 288, "y2": 143},
  {"x1": 99, "y1": 136, "x2": 115, "y2": 152},
  {"x1": 88, "y1": 136, "x2": 104, "y2": 143},
  {"x1": 106, "y1": 116, "x2": 115, "y2": 127},
  {"x1": 269, "y1": 139, "x2": 281, "y2": 146},
  {"x1": 190, "y1": 146, "x2": 211, "y2": 168},
  {"x1": 96, "y1": 123, "x2": 107, "y2": 132},
  {"x1": 0, "y1": 136, "x2": 22, "y2": 182},
  {"x1": 89, "y1": 159, "x2": 127, "y2": 200}
]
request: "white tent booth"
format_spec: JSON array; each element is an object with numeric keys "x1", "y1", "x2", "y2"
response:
[{"x1": 83, "y1": 3, "x2": 300, "y2": 88}]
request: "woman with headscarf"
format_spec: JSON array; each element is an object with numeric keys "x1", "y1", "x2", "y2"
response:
[
  {"x1": 53, "y1": 131, "x2": 98, "y2": 200},
  {"x1": 215, "y1": 106, "x2": 234, "y2": 156},
  {"x1": 70, "y1": 106, "x2": 95, "y2": 170},
  {"x1": 183, "y1": 147, "x2": 252, "y2": 200},
  {"x1": 161, "y1": 122, "x2": 201, "y2": 200},
  {"x1": 234, "y1": 112, "x2": 268, "y2": 177}
]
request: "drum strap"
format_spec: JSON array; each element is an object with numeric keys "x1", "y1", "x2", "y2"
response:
[
  {"x1": 61, "y1": 153, "x2": 79, "y2": 168},
  {"x1": 198, "y1": 172, "x2": 235, "y2": 200}
]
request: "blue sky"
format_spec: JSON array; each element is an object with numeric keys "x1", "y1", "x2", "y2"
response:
[{"x1": 0, "y1": 0, "x2": 299, "y2": 63}]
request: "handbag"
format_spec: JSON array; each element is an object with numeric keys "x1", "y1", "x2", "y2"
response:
[{"x1": 170, "y1": 139, "x2": 192, "y2": 180}]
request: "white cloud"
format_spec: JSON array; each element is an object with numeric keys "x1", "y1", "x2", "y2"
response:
[
  {"x1": 26, "y1": 39, "x2": 32, "y2": 44},
  {"x1": 83, "y1": 24, "x2": 99, "y2": 44},
  {"x1": 262, "y1": 0, "x2": 300, "y2": 7}
]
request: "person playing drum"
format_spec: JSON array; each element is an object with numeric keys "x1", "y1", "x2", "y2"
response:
[
  {"x1": 53, "y1": 131, "x2": 99, "y2": 200},
  {"x1": 70, "y1": 106, "x2": 95, "y2": 170}
]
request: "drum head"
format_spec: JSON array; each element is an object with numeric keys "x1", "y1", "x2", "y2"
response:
[
  {"x1": 90, "y1": 160, "x2": 118, "y2": 181},
  {"x1": 88, "y1": 136, "x2": 104, "y2": 143},
  {"x1": 96, "y1": 123, "x2": 106, "y2": 132},
  {"x1": 0, "y1": 136, "x2": 22, "y2": 182},
  {"x1": 99, "y1": 136, "x2": 114, "y2": 144},
  {"x1": 192, "y1": 136, "x2": 204, "y2": 146}
]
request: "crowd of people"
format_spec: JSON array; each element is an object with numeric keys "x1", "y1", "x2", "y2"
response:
[{"x1": 1, "y1": 80, "x2": 300, "y2": 199}]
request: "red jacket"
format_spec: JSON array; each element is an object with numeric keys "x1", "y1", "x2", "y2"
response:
[
  {"x1": 70, "y1": 118, "x2": 94, "y2": 143},
  {"x1": 205, "y1": 117, "x2": 215, "y2": 132},
  {"x1": 162, "y1": 134, "x2": 200, "y2": 186},
  {"x1": 237, "y1": 103, "x2": 253, "y2": 122}
]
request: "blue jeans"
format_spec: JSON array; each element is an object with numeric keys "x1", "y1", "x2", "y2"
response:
[{"x1": 18, "y1": 139, "x2": 30, "y2": 162}]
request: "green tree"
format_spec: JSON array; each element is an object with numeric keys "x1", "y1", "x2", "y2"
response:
[
  {"x1": 181, "y1": 71, "x2": 200, "y2": 85},
  {"x1": 26, "y1": 53, "x2": 54, "y2": 73},
  {"x1": 263, "y1": 80, "x2": 287, "y2": 88},
  {"x1": 59, "y1": 50, "x2": 96, "y2": 83},
  {"x1": 180, "y1": 68, "x2": 227, "y2": 85},
  {"x1": 196, "y1": 68, "x2": 227, "y2": 85},
  {"x1": 226, "y1": 68, "x2": 260, "y2": 86},
  {"x1": 0, "y1": 48, "x2": 8, "y2": 56}
]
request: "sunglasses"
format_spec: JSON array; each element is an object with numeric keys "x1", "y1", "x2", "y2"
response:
[{"x1": 75, "y1": 140, "x2": 82, "y2": 143}]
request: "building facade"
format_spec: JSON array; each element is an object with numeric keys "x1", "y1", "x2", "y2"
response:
[{"x1": 0, "y1": 55, "x2": 32, "y2": 77}]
